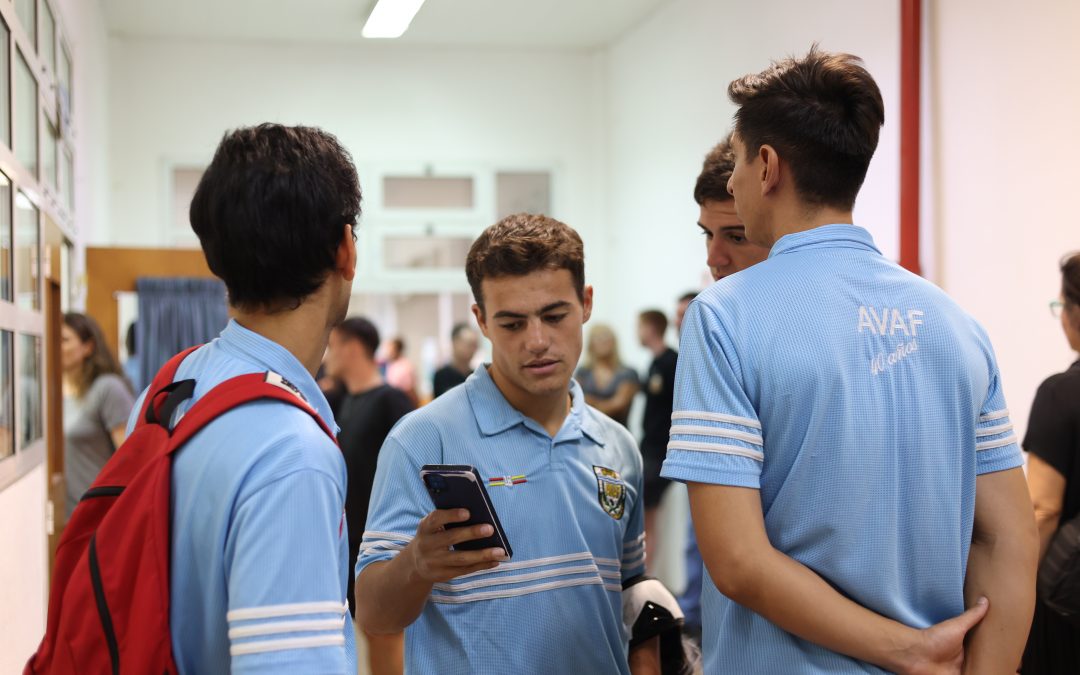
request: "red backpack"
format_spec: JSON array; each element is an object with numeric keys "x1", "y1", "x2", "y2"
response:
[{"x1": 26, "y1": 347, "x2": 336, "y2": 675}]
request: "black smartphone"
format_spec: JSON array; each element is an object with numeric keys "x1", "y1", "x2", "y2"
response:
[{"x1": 419, "y1": 464, "x2": 513, "y2": 558}]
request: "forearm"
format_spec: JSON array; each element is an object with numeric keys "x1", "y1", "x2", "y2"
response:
[
  {"x1": 962, "y1": 536, "x2": 1037, "y2": 674},
  {"x1": 1034, "y1": 510, "x2": 1060, "y2": 561},
  {"x1": 718, "y1": 547, "x2": 918, "y2": 671},
  {"x1": 628, "y1": 637, "x2": 661, "y2": 675},
  {"x1": 355, "y1": 549, "x2": 432, "y2": 634}
]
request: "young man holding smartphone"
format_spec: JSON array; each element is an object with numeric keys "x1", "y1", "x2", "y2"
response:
[{"x1": 356, "y1": 213, "x2": 661, "y2": 674}]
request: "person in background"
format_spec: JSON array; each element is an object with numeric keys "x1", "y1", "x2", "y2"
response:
[
  {"x1": 1023, "y1": 252, "x2": 1080, "y2": 674},
  {"x1": 432, "y1": 322, "x2": 480, "y2": 398},
  {"x1": 678, "y1": 134, "x2": 772, "y2": 639},
  {"x1": 637, "y1": 309, "x2": 677, "y2": 572},
  {"x1": 674, "y1": 292, "x2": 698, "y2": 338},
  {"x1": 576, "y1": 324, "x2": 639, "y2": 428},
  {"x1": 384, "y1": 337, "x2": 418, "y2": 406},
  {"x1": 123, "y1": 323, "x2": 142, "y2": 394},
  {"x1": 324, "y1": 316, "x2": 414, "y2": 675},
  {"x1": 62, "y1": 312, "x2": 136, "y2": 516}
]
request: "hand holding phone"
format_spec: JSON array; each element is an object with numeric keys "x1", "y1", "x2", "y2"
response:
[
  {"x1": 404, "y1": 508, "x2": 508, "y2": 585},
  {"x1": 420, "y1": 465, "x2": 513, "y2": 557}
]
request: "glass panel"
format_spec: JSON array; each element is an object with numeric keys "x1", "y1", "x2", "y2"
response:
[
  {"x1": 0, "y1": 174, "x2": 11, "y2": 302},
  {"x1": 59, "y1": 45, "x2": 71, "y2": 120},
  {"x1": 15, "y1": 0, "x2": 35, "y2": 50},
  {"x1": 19, "y1": 333, "x2": 41, "y2": 448},
  {"x1": 14, "y1": 191, "x2": 38, "y2": 310},
  {"x1": 0, "y1": 332, "x2": 11, "y2": 459},
  {"x1": 496, "y1": 172, "x2": 552, "y2": 219},
  {"x1": 39, "y1": 1, "x2": 54, "y2": 73},
  {"x1": 15, "y1": 50, "x2": 38, "y2": 178},
  {"x1": 0, "y1": 22, "x2": 10, "y2": 149},
  {"x1": 383, "y1": 176, "x2": 474, "y2": 209},
  {"x1": 62, "y1": 146, "x2": 73, "y2": 211},
  {"x1": 43, "y1": 120, "x2": 56, "y2": 188},
  {"x1": 383, "y1": 235, "x2": 472, "y2": 270}
]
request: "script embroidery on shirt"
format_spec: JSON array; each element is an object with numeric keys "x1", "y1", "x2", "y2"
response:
[{"x1": 858, "y1": 306, "x2": 924, "y2": 376}]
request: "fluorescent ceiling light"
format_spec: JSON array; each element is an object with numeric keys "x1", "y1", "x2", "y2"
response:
[{"x1": 363, "y1": 0, "x2": 426, "y2": 39}]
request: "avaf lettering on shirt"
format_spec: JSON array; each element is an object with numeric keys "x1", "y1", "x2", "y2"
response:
[{"x1": 858, "y1": 306, "x2": 925, "y2": 376}]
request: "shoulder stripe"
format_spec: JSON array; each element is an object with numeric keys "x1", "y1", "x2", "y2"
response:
[
  {"x1": 672, "y1": 411, "x2": 761, "y2": 430},
  {"x1": 976, "y1": 423, "x2": 1013, "y2": 438},
  {"x1": 667, "y1": 440, "x2": 764, "y2": 462},
  {"x1": 670, "y1": 425, "x2": 763, "y2": 446},
  {"x1": 228, "y1": 617, "x2": 345, "y2": 640},
  {"x1": 978, "y1": 410, "x2": 1010, "y2": 423},
  {"x1": 229, "y1": 634, "x2": 345, "y2": 656},
  {"x1": 976, "y1": 435, "x2": 1019, "y2": 452},
  {"x1": 227, "y1": 601, "x2": 346, "y2": 623}
]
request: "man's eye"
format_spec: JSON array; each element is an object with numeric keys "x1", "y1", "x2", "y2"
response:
[
  {"x1": 728, "y1": 233, "x2": 746, "y2": 244},
  {"x1": 544, "y1": 314, "x2": 567, "y2": 324},
  {"x1": 499, "y1": 322, "x2": 523, "y2": 331},
  {"x1": 701, "y1": 230, "x2": 713, "y2": 240}
]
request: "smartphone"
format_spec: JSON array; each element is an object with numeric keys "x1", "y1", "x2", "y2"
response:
[{"x1": 420, "y1": 464, "x2": 513, "y2": 558}]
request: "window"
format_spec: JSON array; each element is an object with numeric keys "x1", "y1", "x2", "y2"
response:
[
  {"x1": 15, "y1": 0, "x2": 35, "y2": 50},
  {"x1": 0, "y1": 332, "x2": 11, "y2": 460},
  {"x1": 0, "y1": 173, "x2": 11, "y2": 302},
  {"x1": 39, "y1": 1, "x2": 55, "y2": 74},
  {"x1": 495, "y1": 172, "x2": 552, "y2": 219},
  {"x1": 383, "y1": 176, "x2": 474, "y2": 209},
  {"x1": 384, "y1": 236, "x2": 473, "y2": 270},
  {"x1": 19, "y1": 333, "x2": 41, "y2": 447},
  {"x1": 15, "y1": 49, "x2": 38, "y2": 178},
  {"x1": 0, "y1": 21, "x2": 9, "y2": 149},
  {"x1": 14, "y1": 191, "x2": 38, "y2": 310},
  {"x1": 62, "y1": 146, "x2": 73, "y2": 211},
  {"x1": 43, "y1": 120, "x2": 57, "y2": 189}
]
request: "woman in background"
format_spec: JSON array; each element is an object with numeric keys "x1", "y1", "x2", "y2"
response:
[
  {"x1": 62, "y1": 313, "x2": 135, "y2": 516},
  {"x1": 1023, "y1": 252, "x2": 1080, "y2": 673},
  {"x1": 576, "y1": 324, "x2": 639, "y2": 427}
]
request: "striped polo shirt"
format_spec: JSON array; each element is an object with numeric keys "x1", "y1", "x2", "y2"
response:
[
  {"x1": 661, "y1": 224, "x2": 1023, "y2": 673},
  {"x1": 358, "y1": 364, "x2": 645, "y2": 674},
  {"x1": 127, "y1": 320, "x2": 356, "y2": 674}
]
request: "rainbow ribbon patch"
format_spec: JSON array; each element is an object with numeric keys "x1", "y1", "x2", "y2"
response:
[{"x1": 488, "y1": 474, "x2": 527, "y2": 488}]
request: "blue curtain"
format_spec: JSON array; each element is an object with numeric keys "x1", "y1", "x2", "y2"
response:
[{"x1": 135, "y1": 277, "x2": 229, "y2": 392}]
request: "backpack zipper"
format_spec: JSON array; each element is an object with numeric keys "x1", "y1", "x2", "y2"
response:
[{"x1": 88, "y1": 534, "x2": 120, "y2": 675}]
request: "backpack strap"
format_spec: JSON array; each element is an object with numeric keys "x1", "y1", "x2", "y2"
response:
[
  {"x1": 136, "y1": 346, "x2": 202, "y2": 428},
  {"x1": 165, "y1": 371, "x2": 337, "y2": 453}
]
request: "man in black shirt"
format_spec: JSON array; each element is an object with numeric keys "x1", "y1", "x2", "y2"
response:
[
  {"x1": 637, "y1": 309, "x2": 678, "y2": 570},
  {"x1": 324, "y1": 316, "x2": 415, "y2": 672},
  {"x1": 432, "y1": 322, "x2": 480, "y2": 398}
]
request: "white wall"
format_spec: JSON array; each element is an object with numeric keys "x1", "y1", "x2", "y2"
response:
[
  {"x1": 0, "y1": 464, "x2": 48, "y2": 671},
  {"x1": 601, "y1": 0, "x2": 900, "y2": 369},
  {"x1": 929, "y1": 0, "x2": 1080, "y2": 438},
  {"x1": 105, "y1": 38, "x2": 609, "y2": 291}
]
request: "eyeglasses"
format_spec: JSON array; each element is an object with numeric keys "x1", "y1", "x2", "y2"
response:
[{"x1": 1050, "y1": 300, "x2": 1065, "y2": 318}]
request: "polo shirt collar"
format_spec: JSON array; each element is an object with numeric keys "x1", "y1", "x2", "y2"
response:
[
  {"x1": 465, "y1": 364, "x2": 606, "y2": 446},
  {"x1": 216, "y1": 319, "x2": 338, "y2": 430},
  {"x1": 768, "y1": 223, "x2": 881, "y2": 260}
]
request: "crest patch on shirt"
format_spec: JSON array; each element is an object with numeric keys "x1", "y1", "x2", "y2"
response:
[{"x1": 593, "y1": 466, "x2": 625, "y2": 520}]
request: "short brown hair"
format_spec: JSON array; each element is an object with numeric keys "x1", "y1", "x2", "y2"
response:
[
  {"x1": 694, "y1": 134, "x2": 736, "y2": 205},
  {"x1": 728, "y1": 46, "x2": 884, "y2": 211},
  {"x1": 466, "y1": 213, "x2": 585, "y2": 313},
  {"x1": 1062, "y1": 252, "x2": 1080, "y2": 308},
  {"x1": 639, "y1": 309, "x2": 668, "y2": 336}
]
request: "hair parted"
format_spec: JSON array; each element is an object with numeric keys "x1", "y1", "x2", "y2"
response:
[
  {"x1": 465, "y1": 213, "x2": 585, "y2": 312},
  {"x1": 694, "y1": 133, "x2": 736, "y2": 206},
  {"x1": 639, "y1": 310, "x2": 669, "y2": 337},
  {"x1": 64, "y1": 313, "x2": 131, "y2": 398},
  {"x1": 189, "y1": 123, "x2": 361, "y2": 312},
  {"x1": 334, "y1": 316, "x2": 380, "y2": 360},
  {"x1": 728, "y1": 45, "x2": 884, "y2": 211}
]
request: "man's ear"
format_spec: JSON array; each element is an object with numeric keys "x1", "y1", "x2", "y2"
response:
[
  {"x1": 336, "y1": 224, "x2": 357, "y2": 282},
  {"x1": 581, "y1": 285, "x2": 594, "y2": 324},
  {"x1": 760, "y1": 144, "x2": 781, "y2": 197},
  {"x1": 471, "y1": 303, "x2": 489, "y2": 338}
]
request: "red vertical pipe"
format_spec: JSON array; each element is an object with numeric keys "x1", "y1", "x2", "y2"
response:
[{"x1": 899, "y1": 0, "x2": 922, "y2": 275}]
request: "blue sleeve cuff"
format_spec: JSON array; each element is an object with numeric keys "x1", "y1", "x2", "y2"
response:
[{"x1": 660, "y1": 451, "x2": 761, "y2": 489}]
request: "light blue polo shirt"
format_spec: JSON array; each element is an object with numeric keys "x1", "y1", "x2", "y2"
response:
[
  {"x1": 127, "y1": 320, "x2": 356, "y2": 675},
  {"x1": 661, "y1": 224, "x2": 1023, "y2": 674},
  {"x1": 357, "y1": 364, "x2": 646, "y2": 674}
]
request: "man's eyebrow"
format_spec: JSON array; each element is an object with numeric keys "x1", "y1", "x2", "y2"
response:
[
  {"x1": 718, "y1": 225, "x2": 745, "y2": 232},
  {"x1": 492, "y1": 301, "x2": 571, "y2": 320}
]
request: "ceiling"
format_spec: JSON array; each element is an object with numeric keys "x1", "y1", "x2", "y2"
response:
[{"x1": 102, "y1": 0, "x2": 669, "y2": 50}]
